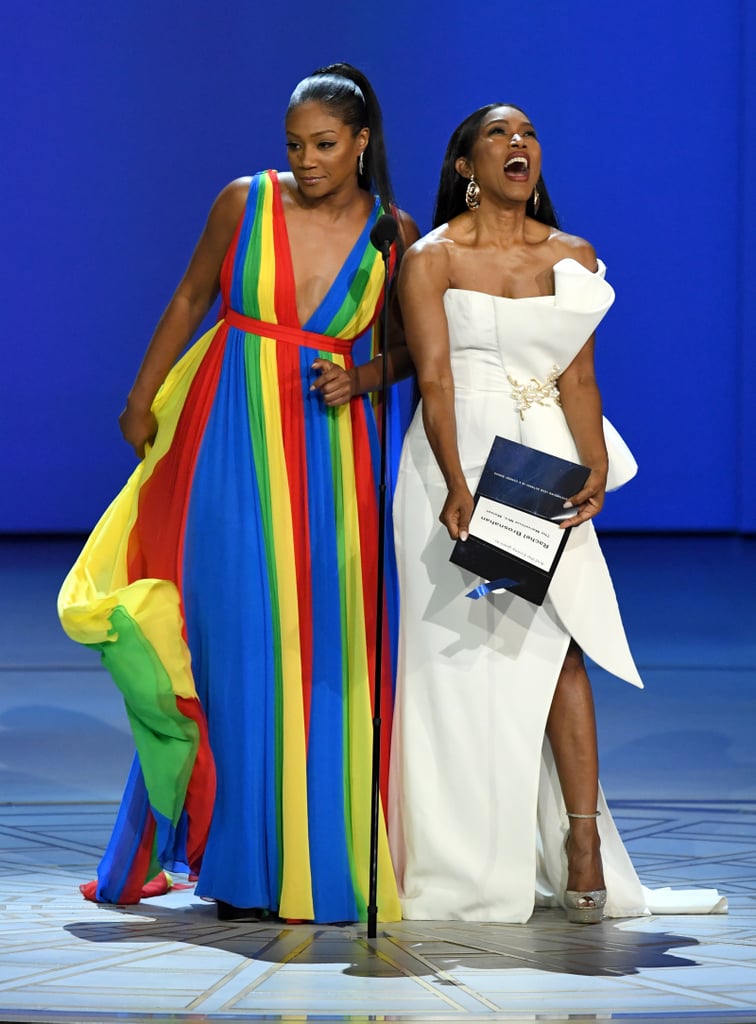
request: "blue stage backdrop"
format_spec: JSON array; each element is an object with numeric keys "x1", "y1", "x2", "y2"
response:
[{"x1": 2, "y1": 0, "x2": 753, "y2": 533}]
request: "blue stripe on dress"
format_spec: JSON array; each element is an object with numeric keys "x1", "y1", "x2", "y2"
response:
[
  {"x1": 183, "y1": 328, "x2": 280, "y2": 909},
  {"x1": 301, "y1": 349, "x2": 358, "y2": 923},
  {"x1": 96, "y1": 755, "x2": 151, "y2": 902},
  {"x1": 231, "y1": 174, "x2": 262, "y2": 319}
]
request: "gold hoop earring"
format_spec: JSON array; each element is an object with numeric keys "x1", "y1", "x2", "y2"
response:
[
  {"x1": 532, "y1": 186, "x2": 540, "y2": 214},
  {"x1": 358, "y1": 152, "x2": 365, "y2": 176},
  {"x1": 465, "y1": 176, "x2": 480, "y2": 210}
]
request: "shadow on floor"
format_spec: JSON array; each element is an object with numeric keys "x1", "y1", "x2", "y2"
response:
[{"x1": 64, "y1": 900, "x2": 702, "y2": 978}]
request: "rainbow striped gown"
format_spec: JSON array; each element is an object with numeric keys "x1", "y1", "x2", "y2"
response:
[{"x1": 58, "y1": 170, "x2": 401, "y2": 922}]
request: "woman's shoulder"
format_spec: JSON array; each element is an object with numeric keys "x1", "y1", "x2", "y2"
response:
[
  {"x1": 395, "y1": 207, "x2": 421, "y2": 248},
  {"x1": 402, "y1": 224, "x2": 455, "y2": 269},
  {"x1": 398, "y1": 225, "x2": 457, "y2": 293},
  {"x1": 210, "y1": 176, "x2": 253, "y2": 217},
  {"x1": 207, "y1": 172, "x2": 280, "y2": 231},
  {"x1": 544, "y1": 229, "x2": 598, "y2": 272},
  {"x1": 218, "y1": 170, "x2": 282, "y2": 203}
]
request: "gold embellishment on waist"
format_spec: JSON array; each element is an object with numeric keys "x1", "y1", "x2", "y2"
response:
[{"x1": 507, "y1": 365, "x2": 562, "y2": 419}]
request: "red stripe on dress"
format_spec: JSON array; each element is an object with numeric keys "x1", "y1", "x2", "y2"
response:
[
  {"x1": 269, "y1": 170, "x2": 300, "y2": 327},
  {"x1": 269, "y1": 169, "x2": 313, "y2": 738},
  {"x1": 126, "y1": 325, "x2": 228, "y2": 613},
  {"x1": 176, "y1": 694, "x2": 216, "y2": 872},
  {"x1": 350, "y1": 400, "x2": 393, "y2": 809},
  {"x1": 224, "y1": 310, "x2": 352, "y2": 354},
  {"x1": 217, "y1": 209, "x2": 245, "y2": 322},
  {"x1": 119, "y1": 813, "x2": 157, "y2": 904},
  {"x1": 276, "y1": 340, "x2": 315, "y2": 742}
]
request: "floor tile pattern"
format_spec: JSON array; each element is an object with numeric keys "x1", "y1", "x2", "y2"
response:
[
  {"x1": 1, "y1": 535, "x2": 755, "y2": 1023},
  {"x1": 0, "y1": 801, "x2": 753, "y2": 1023}
]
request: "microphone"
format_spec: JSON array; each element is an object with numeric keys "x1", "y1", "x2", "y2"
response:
[{"x1": 369, "y1": 213, "x2": 399, "y2": 257}]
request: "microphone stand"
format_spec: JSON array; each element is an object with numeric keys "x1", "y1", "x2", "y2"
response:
[{"x1": 367, "y1": 222, "x2": 394, "y2": 941}]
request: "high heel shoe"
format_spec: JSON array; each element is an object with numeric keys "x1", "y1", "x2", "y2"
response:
[
  {"x1": 564, "y1": 811, "x2": 606, "y2": 924},
  {"x1": 564, "y1": 887, "x2": 607, "y2": 924}
]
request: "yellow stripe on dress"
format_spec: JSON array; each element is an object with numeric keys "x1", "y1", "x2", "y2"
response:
[
  {"x1": 333, "y1": 255, "x2": 387, "y2": 341},
  {"x1": 259, "y1": 334, "x2": 314, "y2": 920},
  {"x1": 256, "y1": 179, "x2": 278, "y2": 324},
  {"x1": 335, "y1": 402, "x2": 402, "y2": 921},
  {"x1": 58, "y1": 324, "x2": 222, "y2": 703}
]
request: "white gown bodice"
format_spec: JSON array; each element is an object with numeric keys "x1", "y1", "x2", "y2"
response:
[
  {"x1": 446, "y1": 257, "x2": 613, "y2": 389},
  {"x1": 423, "y1": 257, "x2": 636, "y2": 493}
]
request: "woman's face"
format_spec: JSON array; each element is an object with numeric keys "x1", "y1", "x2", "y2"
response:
[
  {"x1": 458, "y1": 105, "x2": 542, "y2": 207},
  {"x1": 285, "y1": 100, "x2": 368, "y2": 199}
]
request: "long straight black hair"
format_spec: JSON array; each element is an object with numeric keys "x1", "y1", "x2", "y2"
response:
[
  {"x1": 286, "y1": 62, "x2": 397, "y2": 222},
  {"x1": 433, "y1": 103, "x2": 559, "y2": 230}
]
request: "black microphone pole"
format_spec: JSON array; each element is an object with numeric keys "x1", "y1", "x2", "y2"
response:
[{"x1": 366, "y1": 213, "x2": 398, "y2": 940}]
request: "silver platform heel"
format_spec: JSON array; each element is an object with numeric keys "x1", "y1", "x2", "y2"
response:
[{"x1": 564, "y1": 811, "x2": 606, "y2": 924}]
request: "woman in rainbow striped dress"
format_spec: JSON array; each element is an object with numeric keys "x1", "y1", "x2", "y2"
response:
[{"x1": 58, "y1": 63, "x2": 418, "y2": 924}]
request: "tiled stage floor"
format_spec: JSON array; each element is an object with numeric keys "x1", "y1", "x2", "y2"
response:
[{"x1": 1, "y1": 534, "x2": 755, "y2": 1024}]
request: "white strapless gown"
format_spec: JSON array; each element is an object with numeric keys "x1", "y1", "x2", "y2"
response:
[{"x1": 388, "y1": 259, "x2": 725, "y2": 921}]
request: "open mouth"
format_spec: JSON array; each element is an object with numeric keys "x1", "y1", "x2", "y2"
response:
[{"x1": 504, "y1": 155, "x2": 529, "y2": 180}]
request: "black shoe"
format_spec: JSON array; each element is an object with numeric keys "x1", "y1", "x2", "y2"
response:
[{"x1": 216, "y1": 900, "x2": 273, "y2": 922}]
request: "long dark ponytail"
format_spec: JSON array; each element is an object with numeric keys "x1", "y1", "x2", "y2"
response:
[
  {"x1": 286, "y1": 62, "x2": 397, "y2": 222},
  {"x1": 432, "y1": 104, "x2": 559, "y2": 230}
]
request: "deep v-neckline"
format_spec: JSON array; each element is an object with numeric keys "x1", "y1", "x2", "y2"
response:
[{"x1": 271, "y1": 171, "x2": 380, "y2": 330}]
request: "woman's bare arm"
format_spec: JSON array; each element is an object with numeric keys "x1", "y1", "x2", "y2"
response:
[
  {"x1": 558, "y1": 333, "x2": 609, "y2": 523},
  {"x1": 119, "y1": 179, "x2": 248, "y2": 455},
  {"x1": 398, "y1": 236, "x2": 473, "y2": 540}
]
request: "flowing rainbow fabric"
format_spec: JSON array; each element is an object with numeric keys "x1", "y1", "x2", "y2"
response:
[{"x1": 58, "y1": 170, "x2": 401, "y2": 922}]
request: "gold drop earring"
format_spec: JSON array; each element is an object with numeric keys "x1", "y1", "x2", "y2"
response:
[{"x1": 465, "y1": 175, "x2": 481, "y2": 210}]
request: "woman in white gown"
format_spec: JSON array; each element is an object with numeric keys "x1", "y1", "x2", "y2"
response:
[{"x1": 388, "y1": 104, "x2": 725, "y2": 923}]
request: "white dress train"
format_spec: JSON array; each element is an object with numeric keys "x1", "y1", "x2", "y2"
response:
[{"x1": 388, "y1": 259, "x2": 726, "y2": 921}]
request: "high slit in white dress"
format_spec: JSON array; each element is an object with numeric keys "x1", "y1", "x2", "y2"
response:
[{"x1": 388, "y1": 258, "x2": 725, "y2": 921}]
